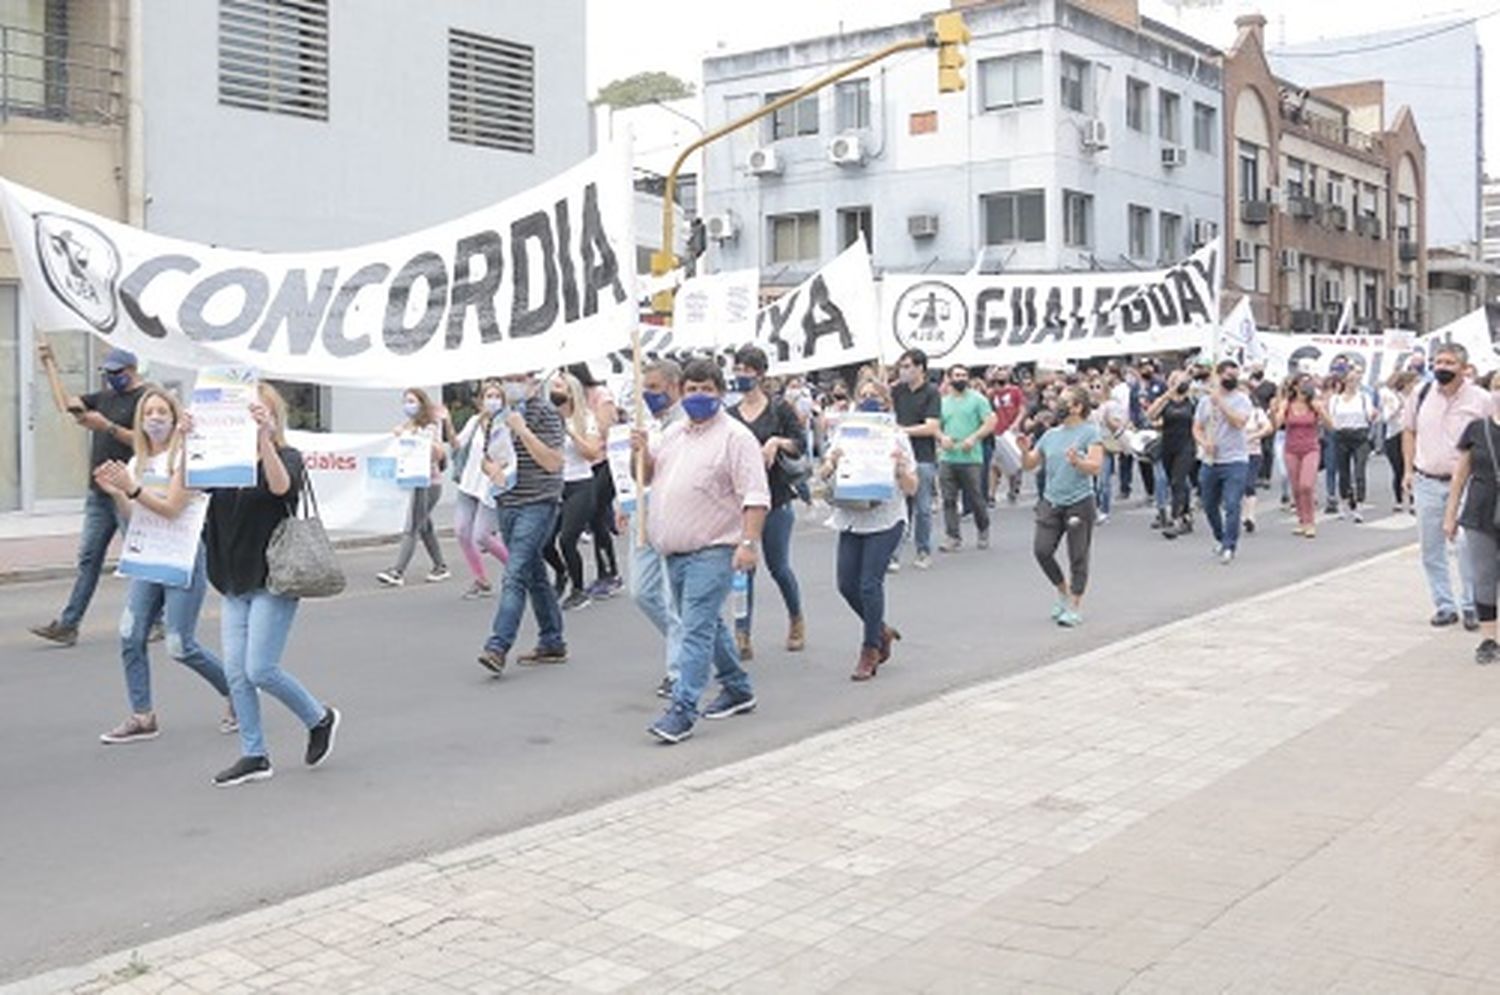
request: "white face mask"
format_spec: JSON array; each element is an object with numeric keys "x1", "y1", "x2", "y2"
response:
[
  {"x1": 402, "y1": 400, "x2": 420, "y2": 418},
  {"x1": 483, "y1": 397, "x2": 504, "y2": 415}
]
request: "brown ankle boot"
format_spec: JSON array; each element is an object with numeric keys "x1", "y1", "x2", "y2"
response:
[
  {"x1": 736, "y1": 629, "x2": 754, "y2": 661},
  {"x1": 878, "y1": 625, "x2": 901, "y2": 663},
  {"x1": 851, "y1": 645, "x2": 880, "y2": 681},
  {"x1": 787, "y1": 615, "x2": 806, "y2": 652}
]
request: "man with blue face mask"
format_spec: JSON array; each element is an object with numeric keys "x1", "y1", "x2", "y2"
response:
[
  {"x1": 31, "y1": 344, "x2": 148, "y2": 647},
  {"x1": 634, "y1": 358, "x2": 768, "y2": 744}
]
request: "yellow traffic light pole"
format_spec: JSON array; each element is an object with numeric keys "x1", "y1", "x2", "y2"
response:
[{"x1": 649, "y1": 12, "x2": 971, "y2": 320}]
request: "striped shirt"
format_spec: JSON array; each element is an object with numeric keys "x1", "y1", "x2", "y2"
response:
[
  {"x1": 499, "y1": 399, "x2": 564, "y2": 507},
  {"x1": 647, "y1": 411, "x2": 770, "y2": 556}
]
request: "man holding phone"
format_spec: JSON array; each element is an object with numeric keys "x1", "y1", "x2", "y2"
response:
[{"x1": 29, "y1": 343, "x2": 147, "y2": 646}]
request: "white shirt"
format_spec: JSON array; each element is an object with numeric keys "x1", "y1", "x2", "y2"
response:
[
  {"x1": 1329, "y1": 392, "x2": 1375, "y2": 431},
  {"x1": 561, "y1": 411, "x2": 599, "y2": 483}
]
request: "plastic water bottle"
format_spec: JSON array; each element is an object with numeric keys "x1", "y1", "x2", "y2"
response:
[{"x1": 731, "y1": 571, "x2": 750, "y2": 621}]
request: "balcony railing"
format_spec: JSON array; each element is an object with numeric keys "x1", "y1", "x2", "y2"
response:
[
  {"x1": 0, "y1": 22, "x2": 122, "y2": 125},
  {"x1": 1279, "y1": 103, "x2": 1377, "y2": 155}
]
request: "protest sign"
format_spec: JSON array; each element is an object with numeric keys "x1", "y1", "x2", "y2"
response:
[
  {"x1": 672, "y1": 269, "x2": 758, "y2": 351},
  {"x1": 1216, "y1": 295, "x2": 1266, "y2": 367},
  {"x1": 288, "y1": 430, "x2": 410, "y2": 534},
  {"x1": 830, "y1": 412, "x2": 897, "y2": 505},
  {"x1": 0, "y1": 144, "x2": 637, "y2": 386},
  {"x1": 881, "y1": 240, "x2": 1220, "y2": 366},
  {"x1": 117, "y1": 494, "x2": 210, "y2": 588},
  {"x1": 605, "y1": 424, "x2": 637, "y2": 514},
  {"x1": 185, "y1": 366, "x2": 258, "y2": 488},
  {"x1": 394, "y1": 434, "x2": 432, "y2": 489}
]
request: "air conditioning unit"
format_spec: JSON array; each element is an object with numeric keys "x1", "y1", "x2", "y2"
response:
[
  {"x1": 828, "y1": 133, "x2": 866, "y2": 166},
  {"x1": 1322, "y1": 281, "x2": 1343, "y2": 305},
  {"x1": 704, "y1": 211, "x2": 740, "y2": 242},
  {"x1": 746, "y1": 146, "x2": 783, "y2": 176},
  {"x1": 1278, "y1": 248, "x2": 1300, "y2": 271},
  {"x1": 1391, "y1": 285, "x2": 1411, "y2": 309},
  {"x1": 1160, "y1": 146, "x2": 1187, "y2": 168},
  {"x1": 1081, "y1": 119, "x2": 1108, "y2": 150},
  {"x1": 907, "y1": 213, "x2": 940, "y2": 239},
  {"x1": 1190, "y1": 218, "x2": 1217, "y2": 247},
  {"x1": 1234, "y1": 238, "x2": 1254, "y2": 263}
]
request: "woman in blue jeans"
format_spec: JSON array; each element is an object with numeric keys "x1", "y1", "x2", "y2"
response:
[
  {"x1": 728, "y1": 346, "x2": 806, "y2": 661},
  {"x1": 820, "y1": 379, "x2": 918, "y2": 680},
  {"x1": 201, "y1": 383, "x2": 339, "y2": 788},
  {"x1": 91, "y1": 387, "x2": 234, "y2": 744}
]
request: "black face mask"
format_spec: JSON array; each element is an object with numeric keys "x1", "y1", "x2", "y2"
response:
[
  {"x1": 1434, "y1": 368, "x2": 1458, "y2": 385},
  {"x1": 1221, "y1": 377, "x2": 1239, "y2": 391},
  {"x1": 1176, "y1": 382, "x2": 1190, "y2": 395},
  {"x1": 549, "y1": 391, "x2": 569, "y2": 407},
  {"x1": 952, "y1": 380, "x2": 968, "y2": 392}
]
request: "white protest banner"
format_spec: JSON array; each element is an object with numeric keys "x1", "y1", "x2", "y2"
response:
[
  {"x1": 288, "y1": 430, "x2": 409, "y2": 534},
  {"x1": 185, "y1": 365, "x2": 259, "y2": 488},
  {"x1": 117, "y1": 494, "x2": 210, "y2": 588},
  {"x1": 1257, "y1": 331, "x2": 1428, "y2": 386},
  {"x1": 0, "y1": 144, "x2": 637, "y2": 387},
  {"x1": 1425, "y1": 307, "x2": 1498, "y2": 374},
  {"x1": 881, "y1": 240, "x2": 1220, "y2": 366},
  {"x1": 830, "y1": 412, "x2": 897, "y2": 504},
  {"x1": 671, "y1": 269, "x2": 758, "y2": 351},
  {"x1": 1216, "y1": 295, "x2": 1266, "y2": 366},
  {"x1": 605, "y1": 424, "x2": 637, "y2": 513}
]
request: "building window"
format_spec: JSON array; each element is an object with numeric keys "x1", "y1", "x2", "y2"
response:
[
  {"x1": 448, "y1": 29, "x2": 535, "y2": 153},
  {"x1": 1128, "y1": 204, "x2": 1151, "y2": 260},
  {"x1": 979, "y1": 52, "x2": 1042, "y2": 111},
  {"x1": 1063, "y1": 190, "x2": 1092, "y2": 248},
  {"x1": 1327, "y1": 172, "x2": 1345, "y2": 208},
  {"x1": 767, "y1": 90, "x2": 819, "y2": 139},
  {"x1": 835, "y1": 79, "x2": 870, "y2": 131},
  {"x1": 1285, "y1": 157, "x2": 1304, "y2": 198},
  {"x1": 839, "y1": 206, "x2": 873, "y2": 251},
  {"x1": 1159, "y1": 212, "x2": 1182, "y2": 263},
  {"x1": 1192, "y1": 102, "x2": 1215, "y2": 154},
  {"x1": 218, "y1": 0, "x2": 330, "y2": 121},
  {"x1": 1397, "y1": 195, "x2": 1414, "y2": 241},
  {"x1": 1060, "y1": 54, "x2": 1089, "y2": 113},
  {"x1": 1237, "y1": 141, "x2": 1260, "y2": 202},
  {"x1": 981, "y1": 190, "x2": 1046, "y2": 245},
  {"x1": 1126, "y1": 77, "x2": 1148, "y2": 132},
  {"x1": 1158, "y1": 89, "x2": 1180, "y2": 144},
  {"x1": 769, "y1": 211, "x2": 820, "y2": 262}
]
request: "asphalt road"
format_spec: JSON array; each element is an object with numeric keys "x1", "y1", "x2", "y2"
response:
[{"x1": 0, "y1": 491, "x2": 1420, "y2": 982}]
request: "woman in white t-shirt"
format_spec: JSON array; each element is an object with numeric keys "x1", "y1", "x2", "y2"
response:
[
  {"x1": 452, "y1": 379, "x2": 511, "y2": 599},
  {"x1": 543, "y1": 372, "x2": 604, "y2": 610},
  {"x1": 377, "y1": 388, "x2": 451, "y2": 586},
  {"x1": 1381, "y1": 371, "x2": 1417, "y2": 512},
  {"x1": 90, "y1": 387, "x2": 234, "y2": 745},
  {"x1": 1328, "y1": 371, "x2": 1379, "y2": 523}
]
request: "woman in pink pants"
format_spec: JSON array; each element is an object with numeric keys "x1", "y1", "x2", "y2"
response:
[
  {"x1": 1275, "y1": 376, "x2": 1333, "y2": 537},
  {"x1": 452, "y1": 379, "x2": 511, "y2": 598}
]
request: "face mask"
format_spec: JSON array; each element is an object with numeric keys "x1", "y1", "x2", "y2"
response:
[
  {"x1": 681, "y1": 393, "x2": 721, "y2": 422},
  {"x1": 833, "y1": 393, "x2": 849, "y2": 403},
  {"x1": 643, "y1": 390, "x2": 672, "y2": 416},
  {"x1": 951, "y1": 380, "x2": 968, "y2": 392},
  {"x1": 143, "y1": 417, "x2": 173, "y2": 444},
  {"x1": 106, "y1": 372, "x2": 131, "y2": 393},
  {"x1": 549, "y1": 391, "x2": 569, "y2": 407},
  {"x1": 994, "y1": 378, "x2": 1009, "y2": 387},
  {"x1": 1434, "y1": 368, "x2": 1458, "y2": 385},
  {"x1": 1055, "y1": 403, "x2": 1073, "y2": 419},
  {"x1": 1300, "y1": 388, "x2": 1316, "y2": 401},
  {"x1": 402, "y1": 400, "x2": 420, "y2": 418},
  {"x1": 857, "y1": 398, "x2": 883, "y2": 413},
  {"x1": 733, "y1": 375, "x2": 757, "y2": 393},
  {"x1": 503, "y1": 382, "x2": 529, "y2": 405},
  {"x1": 1221, "y1": 377, "x2": 1239, "y2": 391},
  {"x1": 483, "y1": 397, "x2": 504, "y2": 415}
]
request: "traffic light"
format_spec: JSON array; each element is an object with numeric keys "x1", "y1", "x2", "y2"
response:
[{"x1": 933, "y1": 12, "x2": 970, "y2": 93}]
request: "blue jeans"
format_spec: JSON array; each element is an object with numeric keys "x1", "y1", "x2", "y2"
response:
[
  {"x1": 837, "y1": 522, "x2": 904, "y2": 649},
  {"x1": 1321, "y1": 432, "x2": 1337, "y2": 505},
  {"x1": 1154, "y1": 457, "x2": 1169, "y2": 511},
  {"x1": 1095, "y1": 454, "x2": 1114, "y2": 515},
  {"x1": 61, "y1": 488, "x2": 123, "y2": 629},
  {"x1": 737, "y1": 503, "x2": 801, "y2": 634},
  {"x1": 628, "y1": 513, "x2": 682, "y2": 683},
  {"x1": 120, "y1": 546, "x2": 229, "y2": 714},
  {"x1": 667, "y1": 546, "x2": 753, "y2": 715},
  {"x1": 1200, "y1": 461, "x2": 1249, "y2": 552},
  {"x1": 221, "y1": 590, "x2": 325, "y2": 759},
  {"x1": 901, "y1": 461, "x2": 937, "y2": 557},
  {"x1": 1415, "y1": 474, "x2": 1475, "y2": 614},
  {"x1": 487, "y1": 501, "x2": 564, "y2": 654}
]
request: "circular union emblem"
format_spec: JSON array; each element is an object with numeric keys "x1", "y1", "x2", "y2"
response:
[{"x1": 891, "y1": 281, "x2": 967, "y2": 359}]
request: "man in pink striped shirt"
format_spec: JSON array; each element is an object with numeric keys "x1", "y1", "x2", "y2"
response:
[{"x1": 635, "y1": 358, "x2": 768, "y2": 744}]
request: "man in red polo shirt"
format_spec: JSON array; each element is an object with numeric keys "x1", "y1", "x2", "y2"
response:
[{"x1": 988, "y1": 367, "x2": 1026, "y2": 504}]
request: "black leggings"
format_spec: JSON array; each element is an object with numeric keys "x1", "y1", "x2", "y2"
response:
[
  {"x1": 1033, "y1": 496, "x2": 1096, "y2": 597},
  {"x1": 588, "y1": 461, "x2": 619, "y2": 579},
  {"x1": 545, "y1": 478, "x2": 595, "y2": 593},
  {"x1": 1333, "y1": 429, "x2": 1371, "y2": 507},
  {"x1": 1162, "y1": 443, "x2": 1195, "y2": 519},
  {"x1": 1383, "y1": 434, "x2": 1405, "y2": 504}
]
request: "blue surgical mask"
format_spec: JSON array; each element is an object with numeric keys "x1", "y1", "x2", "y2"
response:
[
  {"x1": 857, "y1": 399, "x2": 883, "y2": 412},
  {"x1": 143, "y1": 417, "x2": 173, "y2": 444},
  {"x1": 681, "y1": 393, "x2": 721, "y2": 422},
  {"x1": 483, "y1": 397, "x2": 504, "y2": 415},
  {"x1": 643, "y1": 390, "x2": 672, "y2": 416},
  {"x1": 733, "y1": 375, "x2": 756, "y2": 393},
  {"x1": 402, "y1": 400, "x2": 420, "y2": 418},
  {"x1": 105, "y1": 371, "x2": 131, "y2": 393}
]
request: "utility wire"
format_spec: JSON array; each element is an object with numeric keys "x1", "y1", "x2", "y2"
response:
[{"x1": 1271, "y1": 5, "x2": 1500, "y2": 58}]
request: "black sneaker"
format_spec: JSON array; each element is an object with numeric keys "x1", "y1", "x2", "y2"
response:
[
  {"x1": 477, "y1": 649, "x2": 507, "y2": 676},
  {"x1": 655, "y1": 676, "x2": 675, "y2": 699},
  {"x1": 306, "y1": 707, "x2": 340, "y2": 767},
  {"x1": 516, "y1": 644, "x2": 568, "y2": 666},
  {"x1": 1463, "y1": 609, "x2": 1480, "y2": 632},
  {"x1": 1476, "y1": 639, "x2": 1500, "y2": 665},
  {"x1": 29, "y1": 620, "x2": 78, "y2": 646},
  {"x1": 1431, "y1": 610, "x2": 1460, "y2": 628},
  {"x1": 213, "y1": 755, "x2": 272, "y2": 788}
]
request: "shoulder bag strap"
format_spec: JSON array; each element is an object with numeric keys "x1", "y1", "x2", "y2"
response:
[{"x1": 1485, "y1": 421, "x2": 1500, "y2": 484}]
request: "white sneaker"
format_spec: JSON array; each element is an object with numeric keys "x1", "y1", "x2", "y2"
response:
[
  {"x1": 886, "y1": 559, "x2": 900, "y2": 574},
  {"x1": 1096, "y1": 512, "x2": 1110, "y2": 525},
  {"x1": 375, "y1": 570, "x2": 404, "y2": 587},
  {"x1": 1352, "y1": 509, "x2": 1364, "y2": 524},
  {"x1": 1219, "y1": 548, "x2": 1234, "y2": 565},
  {"x1": 914, "y1": 553, "x2": 932, "y2": 570},
  {"x1": 426, "y1": 566, "x2": 452, "y2": 583}
]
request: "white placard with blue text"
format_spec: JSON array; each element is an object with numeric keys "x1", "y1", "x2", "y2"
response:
[
  {"x1": 185, "y1": 366, "x2": 258, "y2": 488},
  {"x1": 117, "y1": 495, "x2": 210, "y2": 588}
]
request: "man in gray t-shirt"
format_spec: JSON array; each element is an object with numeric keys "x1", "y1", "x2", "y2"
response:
[{"x1": 1192, "y1": 360, "x2": 1253, "y2": 564}]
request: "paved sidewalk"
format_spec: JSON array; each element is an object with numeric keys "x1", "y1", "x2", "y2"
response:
[{"x1": 12, "y1": 544, "x2": 1500, "y2": 994}]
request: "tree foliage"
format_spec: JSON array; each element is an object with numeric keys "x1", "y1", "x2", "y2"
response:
[{"x1": 594, "y1": 71, "x2": 696, "y2": 109}]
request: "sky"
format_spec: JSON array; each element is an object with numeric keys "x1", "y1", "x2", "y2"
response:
[{"x1": 586, "y1": 0, "x2": 1500, "y2": 164}]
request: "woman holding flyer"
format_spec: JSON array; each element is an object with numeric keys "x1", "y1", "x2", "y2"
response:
[
  {"x1": 377, "y1": 388, "x2": 451, "y2": 587},
  {"x1": 92, "y1": 387, "x2": 234, "y2": 745},
  {"x1": 1017, "y1": 386, "x2": 1105, "y2": 628},
  {"x1": 202, "y1": 383, "x2": 339, "y2": 788},
  {"x1": 452, "y1": 379, "x2": 510, "y2": 600},
  {"x1": 543, "y1": 371, "x2": 604, "y2": 610},
  {"x1": 818, "y1": 380, "x2": 918, "y2": 681}
]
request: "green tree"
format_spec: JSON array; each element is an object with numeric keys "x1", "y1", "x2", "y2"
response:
[{"x1": 593, "y1": 71, "x2": 696, "y2": 109}]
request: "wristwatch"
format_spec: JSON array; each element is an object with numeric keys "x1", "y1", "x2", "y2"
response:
[{"x1": 739, "y1": 538, "x2": 756, "y2": 548}]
